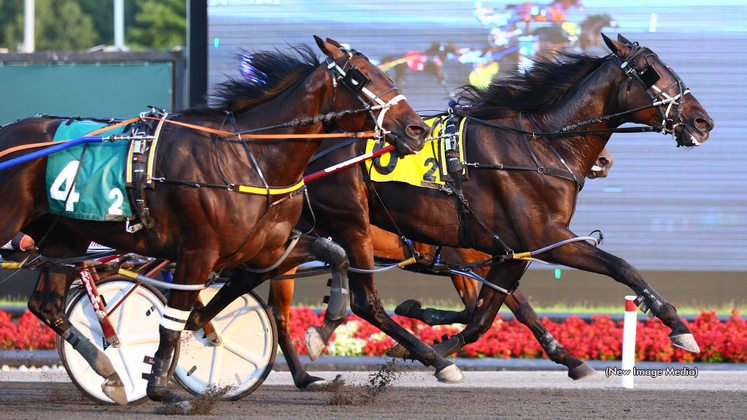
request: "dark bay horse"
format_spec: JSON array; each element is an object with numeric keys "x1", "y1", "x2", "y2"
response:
[
  {"x1": 189, "y1": 34, "x2": 713, "y2": 384},
  {"x1": 266, "y1": 147, "x2": 612, "y2": 390},
  {"x1": 0, "y1": 37, "x2": 428, "y2": 404},
  {"x1": 392, "y1": 147, "x2": 614, "y2": 327}
]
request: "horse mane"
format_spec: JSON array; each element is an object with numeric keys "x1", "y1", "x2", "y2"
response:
[
  {"x1": 193, "y1": 44, "x2": 320, "y2": 113},
  {"x1": 455, "y1": 51, "x2": 607, "y2": 119}
]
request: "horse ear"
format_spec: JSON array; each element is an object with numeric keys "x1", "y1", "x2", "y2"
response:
[
  {"x1": 601, "y1": 33, "x2": 630, "y2": 57},
  {"x1": 617, "y1": 34, "x2": 633, "y2": 45},
  {"x1": 325, "y1": 38, "x2": 344, "y2": 48},
  {"x1": 314, "y1": 35, "x2": 345, "y2": 60}
]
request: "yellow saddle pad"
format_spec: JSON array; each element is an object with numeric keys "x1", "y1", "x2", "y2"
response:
[{"x1": 365, "y1": 116, "x2": 467, "y2": 189}]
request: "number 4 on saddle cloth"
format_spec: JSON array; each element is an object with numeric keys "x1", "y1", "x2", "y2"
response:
[
  {"x1": 46, "y1": 116, "x2": 163, "y2": 224},
  {"x1": 366, "y1": 115, "x2": 468, "y2": 189}
]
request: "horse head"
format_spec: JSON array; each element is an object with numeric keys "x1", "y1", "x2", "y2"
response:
[
  {"x1": 314, "y1": 36, "x2": 429, "y2": 155},
  {"x1": 602, "y1": 33, "x2": 714, "y2": 147}
]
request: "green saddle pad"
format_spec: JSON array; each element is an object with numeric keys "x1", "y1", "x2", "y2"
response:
[{"x1": 46, "y1": 120, "x2": 133, "y2": 221}]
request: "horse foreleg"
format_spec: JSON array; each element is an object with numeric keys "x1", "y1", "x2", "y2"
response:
[
  {"x1": 505, "y1": 289, "x2": 595, "y2": 380},
  {"x1": 269, "y1": 275, "x2": 328, "y2": 391},
  {"x1": 540, "y1": 230, "x2": 699, "y2": 353},
  {"x1": 303, "y1": 237, "x2": 350, "y2": 361},
  {"x1": 147, "y1": 257, "x2": 211, "y2": 403},
  {"x1": 388, "y1": 262, "x2": 522, "y2": 360},
  {"x1": 29, "y1": 266, "x2": 127, "y2": 405},
  {"x1": 394, "y1": 247, "x2": 481, "y2": 326},
  {"x1": 438, "y1": 263, "x2": 526, "y2": 354}
]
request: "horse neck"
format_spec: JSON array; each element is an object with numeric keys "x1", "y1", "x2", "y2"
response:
[
  {"x1": 232, "y1": 67, "x2": 334, "y2": 185},
  {"x1": 527, "y1": 63, "x2": 621, "y2": 175}
]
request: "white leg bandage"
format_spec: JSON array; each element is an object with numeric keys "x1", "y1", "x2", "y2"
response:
[{"x1": 160, "y1": 306, "x2": 191, "y2": 331}]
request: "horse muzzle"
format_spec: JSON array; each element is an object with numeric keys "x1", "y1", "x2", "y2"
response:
[
  {"x1": 388, "y1": 123, "x2": 430, "y2": 155},
  {"x1": 674, "y1": 115, "x2": 714, "y2": 147}
]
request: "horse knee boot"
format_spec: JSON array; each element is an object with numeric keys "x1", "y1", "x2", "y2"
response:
[{"x1": 311, "y1": 238, "x2": 349, "y2": 321}]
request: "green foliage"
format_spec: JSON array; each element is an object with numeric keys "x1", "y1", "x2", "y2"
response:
[
  {"x1": 127, "y1": 0, "x2": 186, "y2": 50},
  {"x1": 35, "y1": 0, "x2": 99, "y2": 50},
  {"x1": 0, "y1": 0, "x2": 24, "y2": 50},
  {"x1": 0, "y1": 0, "x2": 186, "y2": 52}
]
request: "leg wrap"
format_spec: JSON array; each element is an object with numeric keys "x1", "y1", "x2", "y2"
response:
[
  {"x1": 325, "y1": 271, "x2": 349, "y2": 322},
  {"x1": 62, "y1": 325, "x2": 116, "y2": 378},
  {"x1": 638, "y1": 288, "x2": 666, "y2": 319},
  {"x1": 423, "y1": 308, "x2": 466, "y2": 326},
  {"x1": 149, "y1": 356, "x2": 172, "y2": 388},
  {"x1": 148, "y1": 327, "x2": 181, "y2": 388},
  {"x1": 161, "y1": 305, "x2": 191, "y2": 331},
  {"x1": 537, "y1": 332, "x2": 562, "y2": 357}
]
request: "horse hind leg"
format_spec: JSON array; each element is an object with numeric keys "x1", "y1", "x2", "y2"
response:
[
  {"x1": 505, "y1": 290, "x2": 595, "y2": 380},
  {"x1": 269, "y1": 275, "x2": 328, "y2": 391},
  {"x1": 304, "y1": 237, "x2": 350, "y2": 362},
  {"x1": 394, "y1": 270, "x2": 477, "y2": 326},
  {"x1": 28, "y1": 265, "x2": 127, "y2": 405}
]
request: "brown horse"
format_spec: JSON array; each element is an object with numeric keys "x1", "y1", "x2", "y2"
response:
[
  {"x1": 0, "y1": 37, "x2": 428, "y2": 404},
  {"x1": 393, "y1": 146, "x2": 614, "y2": 327},
  {"x1": 266, "y1": 147, "x2": 612, "y2": 390},
  {"x1": 189, "y1": 34, "x2": 713, "y2": 384}
]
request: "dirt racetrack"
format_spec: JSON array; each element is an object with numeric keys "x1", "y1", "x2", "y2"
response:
[{"x1": 1, "y1": 370, "x2": 746, "y2": 419}]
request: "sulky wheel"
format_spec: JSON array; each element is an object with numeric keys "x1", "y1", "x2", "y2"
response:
[
  {"x1": 58, "y1": 277, "x2": 179, "y2": 405},
  {"x1": 172, "y1": 287, "x2": 278, "y2": 400}
]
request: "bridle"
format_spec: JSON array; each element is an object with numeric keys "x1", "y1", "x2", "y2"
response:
[
  {"x1": 324, "y1": 48, "x2": 408, "y2": 141},
  {"x1": 614, "y1": 43, "x2": 692, "y2": 145},
  {"x1": 454, "y1": 43, "x2": 694, "y2": 147}
]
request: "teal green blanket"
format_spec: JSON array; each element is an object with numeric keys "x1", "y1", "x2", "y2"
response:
[{"x1": 46, "y1": 121, "x2": 133, "y2": 221}]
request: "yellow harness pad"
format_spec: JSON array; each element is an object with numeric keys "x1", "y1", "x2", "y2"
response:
[{"x1": 365, "y1": 116, "x2": 467, "y2": 189}]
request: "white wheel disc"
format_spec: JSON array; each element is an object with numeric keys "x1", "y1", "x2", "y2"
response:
[
  {"x1": 59, "y1": 279, "x2": 167, "y2": 405},
  {"x1": 174, "y1": 287, "x2": 277, "y2": 400}
]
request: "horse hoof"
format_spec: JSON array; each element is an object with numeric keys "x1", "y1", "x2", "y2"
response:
[
  {"x1": 101, "y1": 372, "x2": 127, "y2": 406},
  {"x1": 385, "y1": 343, "x2": 413, "y2": 360},
  {"x1": 305, "y1": 326, "x2": 325, "y2": 361},
  {"x1": 670, "y1": 333, "x2": 701, "y2": 353},
  {"x1": 147, "y1": 384, "x2": 182, "y2": 403},
  {"x1": 302, "y1": 379, "x2": 330, "y2": 392},
  {"x1": 568, "y1": 363, "x2": 597, "y2": 380},
  {"x1": 435, "y1": 364, "x2": 465, "y2": 384},
  {"x1": 394, "y1": 299, "x2": 422, "y2": 317}
]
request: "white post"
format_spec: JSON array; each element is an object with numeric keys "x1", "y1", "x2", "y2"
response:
[
  {"x1": 23, "y1": 0, "x2": 35, "y2": 53},
  {"x1": 621, "y1": 295, "x2": 638, "y2": 389},
  {"x1": 114, "y1": 0, "x2": 125, "y2": 50}
]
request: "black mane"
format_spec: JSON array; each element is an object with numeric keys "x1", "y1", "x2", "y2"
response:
[
  {"x1": 207, "y1": 44, "x2": 320, "y2": 112},
  {"x1": 455, "y1": 51, "x2": 607, "y2": 119}
]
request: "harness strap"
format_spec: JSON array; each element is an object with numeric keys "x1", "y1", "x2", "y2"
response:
[
  {"x1": 527, "y1": 115, "x2": 585, "y2": 192},
  {"x1": 466, "y1": 162, "x2": 585, "y2": 190},
  {"x1": 121, "y1": 117, "x2": 379, "y2": 140},
  {"x1": 150, "y1": 177, "x2": 305, "y2": 196},
  {"x1": 0, "y1": 140, "x2": 69, "y2": 160}
]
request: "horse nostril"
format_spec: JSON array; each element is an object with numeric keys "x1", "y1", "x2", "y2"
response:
[
  {"x1": 695, "y1": 117, "x2": 712, "y2": 132},
  {"x1": 599, "y1": 157, "x2": 608, "y2": 165},
  {"x1": 407, "y1": 125, "x2": 425, "y2": 137}
]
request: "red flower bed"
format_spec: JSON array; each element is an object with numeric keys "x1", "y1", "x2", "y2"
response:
[
  {"x1": 0, "y1": 310, "x2": 57, "y2": 350},
  {"x1": 283, "y1": 308, "x2": 747, "y2": 363},
  {"x1": 1, "y1": 308, "x2": 745, "y2": 364}
]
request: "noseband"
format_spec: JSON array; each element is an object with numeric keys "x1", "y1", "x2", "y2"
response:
[{"x1": 325, "y1": 49, "x2": 407, "y2": 140}]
